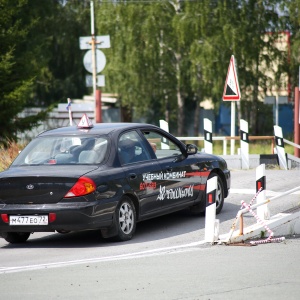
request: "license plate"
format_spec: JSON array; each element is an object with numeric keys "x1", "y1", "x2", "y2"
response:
[{"x1": 9, "y1": 215, "x2": 48, "y2": 226}]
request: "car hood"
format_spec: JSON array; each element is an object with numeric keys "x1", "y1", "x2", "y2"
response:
[{"x1": 0, "y1": 165, "x2": 98, "y2": 205}]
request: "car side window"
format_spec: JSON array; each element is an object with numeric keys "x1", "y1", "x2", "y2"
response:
[
  {"x1": 142, "y1": 131, "x2": 182, "y2": 159},
  {"x1": 118, "y1": 131, "x2": 151, "y2": 165}
]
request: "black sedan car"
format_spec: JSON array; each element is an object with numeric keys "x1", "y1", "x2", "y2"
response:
[{"x1": 0, "y1": 121, "x2": 230, "y2": 243}]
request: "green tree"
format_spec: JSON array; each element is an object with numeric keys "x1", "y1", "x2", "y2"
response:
[
  {"x1": 32, "y1": 1, "x2": 91, "y2": 106},
  {"x1": 281, "y1": 1, "x2": 300, "y2": 91},
  {"x1": 188, "y1": 0, "x2": 285, "y2": 135},
  {"x1": 0, "y1": 0, "x2": 48, "y2": 146},
  {"x1": 97, "y1": 0, "x2": 197, "y2": 135},
  {"x1": 0, "y1": 0, "x2": 90, "y2": 146},
  {"x1": 1, "y1": 0, "x2": 293, "y2": 145}
]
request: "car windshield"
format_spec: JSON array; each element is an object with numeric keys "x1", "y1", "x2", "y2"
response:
[{"x1": 12, "y1": 135, "x2": 109, "y2": 166}]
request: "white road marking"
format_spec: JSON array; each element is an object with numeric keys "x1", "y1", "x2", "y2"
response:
[{"x1": 0, "y1": 240, "x2": 208, "y2": 274}]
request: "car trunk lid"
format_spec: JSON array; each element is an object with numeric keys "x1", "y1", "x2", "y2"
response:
[{"x1": 0, "y1": 165, "x2": 97, "y2": 205}]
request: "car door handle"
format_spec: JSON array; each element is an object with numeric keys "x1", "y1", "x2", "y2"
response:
[
  {"x1": 129, "y1": 173, "x2": 137, "y2": 180},
  {"x1": 166, "y1": 167, "x2": 172, "y2": 172}
]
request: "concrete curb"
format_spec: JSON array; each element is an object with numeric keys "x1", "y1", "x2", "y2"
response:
[{"x1": 219, "y1": 210, "x2": 300, "y2": 244}]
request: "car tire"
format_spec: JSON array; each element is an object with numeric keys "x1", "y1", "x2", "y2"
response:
[
  {"x1": 113, "y1": 196, "x2": 136, "y2": 241},
  {"x1": 209, "y1": 173, "x2": 225, "y2": 215},
  {"x1": 190, "y1": 172, "x2": 224, "y2": 215},
  {"x1": 1, "y1": 232, "x2": 31, "y2": 244}
]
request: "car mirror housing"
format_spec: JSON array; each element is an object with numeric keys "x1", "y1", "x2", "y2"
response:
[{"x1": 186, "y1": 144, "x2": 198, "y2": 155}]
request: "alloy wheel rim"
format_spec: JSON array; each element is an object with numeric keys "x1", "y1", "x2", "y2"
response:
[
  {"x1": 215, "y1": 181, "x2": 222, "y2": 208},
  {"x1": 119, "y1": 202, "x2": 134, "y2": 234}
]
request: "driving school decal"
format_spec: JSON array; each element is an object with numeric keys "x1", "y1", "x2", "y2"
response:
[
  {"x1": 157, "y1": 184, "x2": 194, "y2": 201},
  {"x1": 142, "y1": 171, "x2": 186, "y2": 181},
  {"x1": 140, "y1": 171, "x2": 207, "y2": 201}
]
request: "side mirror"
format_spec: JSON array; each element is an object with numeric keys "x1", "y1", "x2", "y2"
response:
[{"x1": 186, "y1": 144, "x2": 198, "y2": 155}]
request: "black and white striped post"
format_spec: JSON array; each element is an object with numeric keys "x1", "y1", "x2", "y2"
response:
[
  {"x1": 240, "y1": 119, "x2": 249, "y2": 169},
  {"x1": 256, "y1": 164, "x2": 270, "y2": 221},
  {"x1": 274, "y1": 125, "x2": 288, "y2": 170},
  {"x1": 204, "y1": 118, "x2": 213, "y2": 154},
  {"x1": 205, "y1": 176, "x2": 219, "y2": 243}
]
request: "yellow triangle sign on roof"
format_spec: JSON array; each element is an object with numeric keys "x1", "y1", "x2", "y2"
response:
[{"x1": 77, "y1": 113, "x2": 94, "y2": 128}]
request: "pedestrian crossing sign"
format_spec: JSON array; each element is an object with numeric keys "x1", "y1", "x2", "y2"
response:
[{"x1": 222, "y1": 55, "x2": 241, "y2": 101}]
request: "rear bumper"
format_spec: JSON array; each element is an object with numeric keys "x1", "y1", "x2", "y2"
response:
[{"x1": 0, "y1": 201, "x2": 115, "y2": 233}]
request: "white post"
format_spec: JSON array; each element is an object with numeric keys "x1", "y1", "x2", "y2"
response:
[
  {"x1": 275, "y1": 95, "x2": 279, "y2": 126},
  {"x1": 230, "y1": 101, "x2": 235, "y2": 155},
  {"x1": 240, "y1": 119, "x2": 249, "y2": 169},
  {"x1": 159, "y1": 119, "x2": 169, "y2": 132},
  {"x1": 205, "y1": 176, "x2": 218, "y2": 243},
  {"x1": 204, "y1": 118, "x2": 213, "y2": 154},
  {"x1": 274, "y1": 125, "x2": 288, "y2": 170},
  {"x1": 159, "y1": 120, "x2": 170, "y2": 149},
  {"x1": 256, "y1": 164, "x2": 270, "y2": 221}
]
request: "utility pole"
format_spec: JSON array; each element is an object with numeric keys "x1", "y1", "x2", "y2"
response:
[
  {"x1": 90, "y1": 1, "x2": 97, "y2": 121},
  {"x1": 79, "y1": 1, "x2": 110, "y2": 123}
]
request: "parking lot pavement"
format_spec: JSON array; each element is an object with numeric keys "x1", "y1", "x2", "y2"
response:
[
  {"x1": 0, "y1": 169, "x2": 299, "y2": 299},
  {"x1": 229, "y1": 168, "x2": 300, "y2": 192},
  {"x1": 1, "y1": 235, "x2": 300, "y2": 300}
]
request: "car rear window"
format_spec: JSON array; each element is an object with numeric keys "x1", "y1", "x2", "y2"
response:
[{"x1": 12, "y1": 136, "x2": 108, "y2": 166}]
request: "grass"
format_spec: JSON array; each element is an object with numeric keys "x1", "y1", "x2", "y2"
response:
[
  {"x1": 0, "y1": 142, "x2": 25, "y2": 172},
  {"x1": 184, "y1": 140, "x2": 294, "y2": 156}
]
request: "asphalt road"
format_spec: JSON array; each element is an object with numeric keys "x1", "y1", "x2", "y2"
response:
[{"x1": 0, "y1": 168, "x2": 300, "y2": 299}]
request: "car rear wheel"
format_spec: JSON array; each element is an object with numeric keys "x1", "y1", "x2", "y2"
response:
[
  {"x1": 1, "y1": 232, "x2": 31, "y2": 244},
  {"x1": 114, "y1": 196, "x2": 136, "y2": 241}
]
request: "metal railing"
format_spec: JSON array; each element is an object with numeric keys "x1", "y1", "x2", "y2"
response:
[
  {"x1": 177, "y1": 136, "x2": 275, "y2": 155},
  {"x1": 284, "y1": 138, "x2": 300, "y2": 150},
  {"x1": 224, "y1": 184, "x2": 300, "y2": 244}
]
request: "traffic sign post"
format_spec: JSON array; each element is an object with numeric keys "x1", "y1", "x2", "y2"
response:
[
  {"x1": 222, "y1": 55, "x2": 241, "y2": 155},
  {"x1": 83, "y1": 49, "x2": 107, "y2": 74},
  {"x1": 79, "y1": 1, "x2": 111, "y2": 123},
  {"x1": 79, "y1": 35, "x2": 111, "y2": 50}
]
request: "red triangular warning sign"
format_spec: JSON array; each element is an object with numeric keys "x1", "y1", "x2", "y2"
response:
[
  {"x1": 77, "y1": 113, "x2": 94, "y2": 128},
  {"x1": 222, "y1": 55, "x2": 241, "y2": 101}
]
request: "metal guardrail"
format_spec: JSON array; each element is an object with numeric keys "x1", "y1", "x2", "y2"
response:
[{"x1": 178, "y1": 135, "x2": 300, "y2": 156}]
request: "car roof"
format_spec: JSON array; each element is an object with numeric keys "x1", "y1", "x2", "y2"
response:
[{"x1": 38, "y1": 123, "x2": 160, "y2": 137}]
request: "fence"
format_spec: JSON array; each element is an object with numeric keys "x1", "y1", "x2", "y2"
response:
[{"x1": 177, "y1": 135, "x2": 275, "y2": 155}]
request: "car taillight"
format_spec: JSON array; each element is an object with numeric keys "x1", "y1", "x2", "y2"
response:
[
  {"x1": 1, "y1": 214, "x2": 9, "y2": 223},
  {"x1": 64, "y1": 177, "x2": 96, "y2": 198},
  {"x1": 49, "y1": 213, "x2": 56, "y2": 223}
]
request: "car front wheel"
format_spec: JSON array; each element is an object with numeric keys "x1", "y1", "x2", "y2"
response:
[
  {"x1": 209, "y1": 173, "x2": 224, "y2": 214},
  {"x1": 114, "y1": 196, "x2": 136, "y2": 241},
  {"x1": 1, "y1": 232, "x2": 31, "y2": 244}
]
